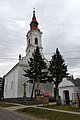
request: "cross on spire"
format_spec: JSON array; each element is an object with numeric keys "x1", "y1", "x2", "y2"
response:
[{"x1": 33, "y1": 8, "x2": 35, "y2": 18}]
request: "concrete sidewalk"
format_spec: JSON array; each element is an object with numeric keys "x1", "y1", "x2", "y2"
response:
[
  {"x1": 3, "y1": 102, "x2": 55, "y2": 111},
  {"x1": 33, "y1": 106, "x2": 80, "y2": 115},
  {"x1": 3, "y1": 103, "x2": 36, "y2": 112},
  {"x1": 3, "y1": 104, "x2": 27, "y2": 111}
]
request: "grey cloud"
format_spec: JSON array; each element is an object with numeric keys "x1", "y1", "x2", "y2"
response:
[{"x1": 0, "y1": 0, "x2": 80, "y2": 78}]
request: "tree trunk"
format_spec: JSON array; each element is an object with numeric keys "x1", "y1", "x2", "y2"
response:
[
  {"x1": 31, "y1": 81, "x2": 35, "y2": 99},
  {"x1": 55, "y1": 86, "x2": 60, "y2": 105},
  {"x1": 37, "y1": 78, "x2": 40, "y2": 95},
  {"x1": 55, "y1": 86, "x2": 58, "y2": 103}
]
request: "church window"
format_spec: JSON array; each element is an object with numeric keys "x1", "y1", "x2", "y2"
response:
[
  {"x1": 5, "y1": 85, "x2": 7, "y2": 92},
  {"x1": 35, "y1": 38, "x2": 38, "y2": 45},
  {"x1": 11, "y1": 81, "x2": 13, "y2": 90},
  {"x1": 28, "y1": 39, "x2": 30, "y2": 46}
]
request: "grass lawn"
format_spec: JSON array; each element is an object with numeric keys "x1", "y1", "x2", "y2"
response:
[
  {"x1": 0, "y1": 102, "x2": 18, "y2": 107},
  {"x1": 44, "y1": 104, "x2": 80, "y2": 112},
  {"x1": 17, "y1": 107, "x2": 80, "y2": 120}
]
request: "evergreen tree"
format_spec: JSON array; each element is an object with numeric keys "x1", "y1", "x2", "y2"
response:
[
  {"x1": 23, "y1": 46, "x2": 48, "y2": 99},
  {"x1": 48, "y1": 48, "x2": 69, "y2": 103}
]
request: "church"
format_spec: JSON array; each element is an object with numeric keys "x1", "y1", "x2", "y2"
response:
[{"x1": 4, "y1": 10, "x2": 54, "y2": 102}]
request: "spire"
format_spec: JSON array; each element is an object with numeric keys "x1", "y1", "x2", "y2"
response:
[{"x1": 30, "y1": 9, "x2": 39, "y2": 30}]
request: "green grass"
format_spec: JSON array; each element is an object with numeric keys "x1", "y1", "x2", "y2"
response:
[
  {"x1": 17, "y1": 107, "x2": 80, "y2": 120},
  {"x1": 44, "y1": 104, "x2": 80, "y2": 112},
  {"x1": 0, "y1": 102, "x2": 18, "y2": 107}
]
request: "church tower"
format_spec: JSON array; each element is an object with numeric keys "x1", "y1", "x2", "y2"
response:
[{"x1": 26, "y1": 9, "x2": 42, "y2": 55}]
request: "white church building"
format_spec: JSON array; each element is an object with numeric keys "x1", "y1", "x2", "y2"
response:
[{"x1": 4, "y1": 10, "x2": 54, "y2": 102}]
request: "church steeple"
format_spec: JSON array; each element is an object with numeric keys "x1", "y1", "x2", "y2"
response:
[
  {"x1": 26, "y1": 9, "x2": 42, "y2": 55},
  {"x1": 30, "y1": 9, "x2": 39, "y2": 30}
]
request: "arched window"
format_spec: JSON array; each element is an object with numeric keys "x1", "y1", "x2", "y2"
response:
[
  {"x1": 35, "y1": 38, "x2": 38, "y2": 45},
  {"x1": 11, "y1": 81, "x2": 13, "y2": 90},
  {"x1": 28, "y1": 39, "x2": 30, "y2": 46}
]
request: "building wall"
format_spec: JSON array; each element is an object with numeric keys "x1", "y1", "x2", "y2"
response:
[
  {"x1": 17, "y1": 65, "x2": 33, "y2": 98},
  {"x1": 17, "y1": 64, "x2": 54, "y2": 98},
  {"x1": 4, "y1": 57, "x2": 54, "y2": 100},
  {"x1": 4, "y1": 65, "x2": 19, "y2": 98},
  {"x1": 59, "y1": 86, "x2": 75, "y2": 101},
  {"x1": 27, "y1": 30, "x2": 42, "y2": 49},
  {"x1": 58, "y1": 78, "x2": 80, "y2": 104}
]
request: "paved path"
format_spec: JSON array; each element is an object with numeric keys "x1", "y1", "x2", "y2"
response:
[
  {"x1": 3, "y1": 103, "x2": 51, "y2": 111},
  {"x1": 3, "y1": 103, "x2": 80, "y2": 115},
  {"x1": 3, "y1": 102, "x2": 55, "y2": 111},
  {"x1": 3, "y1": 104, "x2": 29, "y2": 112},
  {"x1": 34, "y1": 106, "x2": 80, "y2": 115}
]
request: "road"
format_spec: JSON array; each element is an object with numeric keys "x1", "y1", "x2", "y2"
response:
[{"x1": 0, "y1": 107, "x2": 34, "y2": 120}]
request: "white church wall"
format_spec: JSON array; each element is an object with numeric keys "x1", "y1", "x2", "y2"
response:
[
  {"x1": 20, "y1": 49, "x2": 35, "y2": 65},
  {"x1": 18, "y1": 65, "x2": 27, "y2": 97},
  {"x1": 4, "y1": 65, "x2": 19, "y2": 98},
  {"x1": 17, "y1": 65, "x2": 33, "y2": 98},
  {"x1": 32, "y1": 30, "x2": 42, "y2": 48},
  {"x1": 17, "y1": 64, "x2": 54, "y2": 98},
  {"x1": 27, "y1": 30, "x2": 42, "y2": 49}
]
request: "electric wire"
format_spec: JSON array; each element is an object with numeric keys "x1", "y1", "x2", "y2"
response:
[{"x1": 0, "y1": 50, "x2": 80, "y2": 60}]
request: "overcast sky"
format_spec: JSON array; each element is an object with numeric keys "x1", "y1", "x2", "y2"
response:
[{"x1": 0, "y1": 0, "x2": 80, "y2": 78}]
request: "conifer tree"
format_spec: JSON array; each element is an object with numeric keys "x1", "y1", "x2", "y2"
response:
[
  {"x1": 48, "y1": 48, "x2": 69, "y2": 103},
  {"x1": 23, "y1": 46, "x2": 48, "y2": 99}
]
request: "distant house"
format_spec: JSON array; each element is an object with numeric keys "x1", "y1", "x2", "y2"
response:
[{"x1": 59, "y1": 78, "x2": 80, "y2": 105}]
